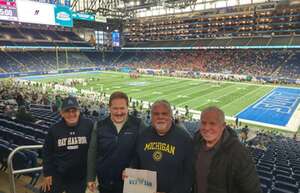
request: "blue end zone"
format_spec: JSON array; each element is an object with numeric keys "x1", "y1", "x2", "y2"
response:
[{"x1": 237, "y1": 87, "x2": 300, "y2": 126}]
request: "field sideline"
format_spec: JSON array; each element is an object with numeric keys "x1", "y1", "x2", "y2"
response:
[{"x1": 32, "y1": 71, "x2": 276, "y2": 116}]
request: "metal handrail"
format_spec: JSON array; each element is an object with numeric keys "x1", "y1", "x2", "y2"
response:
[{"x1": 7, "y1": 145, "x2": 43, "y2": 193}]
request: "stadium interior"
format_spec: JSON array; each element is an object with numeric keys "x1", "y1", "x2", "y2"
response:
[{"x1": 0, "y1": 0, "x2": 300, "y2": 193}]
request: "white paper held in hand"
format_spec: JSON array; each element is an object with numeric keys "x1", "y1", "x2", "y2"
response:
[{"x1": 123, "y1": 168, "x2": 157, "y2": 193}]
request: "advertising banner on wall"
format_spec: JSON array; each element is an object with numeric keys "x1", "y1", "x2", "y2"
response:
[
  {"x1": 17, "y1": 0, "x2": 55, "y2": 25},
  {"x1": 54, "y1": 5, "x2": 73, "y2": 27},
  {"x1": 95, "y1": 15, "x2": 107, "y2": 23},
  {"x1": 0, "y1": 0, "x2": 18, "y2": 21},
  {"x1": 72, "y1": 12, "x2": 95, "y2": 21}
]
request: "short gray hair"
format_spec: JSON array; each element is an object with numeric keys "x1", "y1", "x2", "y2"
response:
[
  {"x1": 201, "y1": 106, "x2": 225, "y2": 124},
  {"x1": 151, "y1": 100, "x2": 173, "y2": 117}
]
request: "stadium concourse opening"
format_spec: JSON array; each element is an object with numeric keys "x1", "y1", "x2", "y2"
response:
[{"x1": 0, "y1": 0, "x2": 300, "y2": 193}]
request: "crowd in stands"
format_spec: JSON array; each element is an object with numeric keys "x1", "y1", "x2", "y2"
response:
[
  {"x1": 1, "y1": 50, "x2": 299, "y2": 80},
  {"x1": 114, "y1": 50, "x2": 299, "y2": 79}
]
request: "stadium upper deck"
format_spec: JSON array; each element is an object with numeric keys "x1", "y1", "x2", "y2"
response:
[{"x1": 123, "y1": 2, "x2": 300, "y2": 47}]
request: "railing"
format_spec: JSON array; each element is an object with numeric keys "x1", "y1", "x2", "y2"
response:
[{"x1": 7, "y1": 145, "x2": 43, "y2": 193}]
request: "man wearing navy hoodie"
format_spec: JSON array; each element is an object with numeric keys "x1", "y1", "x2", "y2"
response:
[
  {"x1": 131, "y1": 99, "x2": 193, "y2": 193},
  {"x1": 41, "y1": 96, "x2": 93, "y2": 193}
]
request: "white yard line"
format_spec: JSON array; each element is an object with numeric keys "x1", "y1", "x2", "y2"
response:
[
  {"x1": 176, "y1": 83, "x2": 238, "y2": 106},
  {"x1": 195, "y1": 85, "x2": 250, "y2": 109},
  {"x1": 220, "y1": 86, "x2": 266, "y2": 109},
  {"x1": 149, "y1": 82, "x2": 212, "y2": 101}
]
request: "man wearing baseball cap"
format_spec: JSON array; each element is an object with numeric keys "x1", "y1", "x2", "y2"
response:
[{"x1": 41, "y1": 96, "x2": 93, "y2": 193}]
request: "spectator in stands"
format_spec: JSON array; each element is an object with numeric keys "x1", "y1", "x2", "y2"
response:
[
  {"x1": 55, "y1": 95, "x2": 62, "y2": 112},
  {"x1": 92, "y1": 110, "x2": 99, "y2": 117},
  {"x1": 87, "y1": 91, "x2": 145, "y2": 193},
  {"x1": 41, "y1": 94, "x2": 50, "y2": 105},
  {"x1": 83, "y1": 105, "x2": 90, "y2": 116},
  {"x1": 293, "y1": 132, "x2": 298, "y2": 141},
  {"x1": 145, "y1": 108, "x2": 151, "y2": 125},
  {"x1": 175, "y1": 116, "x2": 187, "y2": 131},
  {"x1": 41, "y1": 96, "x2": 93, "y2": 193},
  {"x1": 128, "y1": 100, "x2": 193, "y2": 193},
  {"x1": 241, "y1": 125, "x2": 249, "y2": 143},
  {"x1": 16, "y1": 93, "x2": 25, "y2": 107},
  {"x1": 132, "y1": 107, "x2": 138, "y2": 117},
  {"x1": 235, "y1": 117, "x2": 239, "y2": 127},
  {"x1": 3, "y1": 104, "x2": 15, "y2": 119},
  {"x1": 16, "y1": 106, "x2": 35, "y2": 123},
  {"x1": 193, "y1": 106, "x2": 262, "y2": 193},
  {"x1": 98, "y1": 102, "x2": 107, "y2": 121}
]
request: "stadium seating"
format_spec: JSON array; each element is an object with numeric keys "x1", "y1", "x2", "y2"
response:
[
  {"x1": 0, "y1": 51, "x2": 97, "y2": 72},
  {"x1": 0, "y1": 26, "x2": 93, "y2": 49},
  {"x1": 0, "y1": 104, "x2": 57, "y2": 187},
  {"x1": 248, "y1": 133, "x2": 300, "y2": 193},
  {"x1": 0, "y1": 137, "x2": 41, "y2": 186},
  {"x1": 124, "y1": 4, "x2": 300, "y2": 43}
]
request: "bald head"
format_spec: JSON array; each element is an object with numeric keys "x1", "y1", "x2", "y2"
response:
[{"x1": 201, "y1": 106, "x2": 225, "y2": 125}]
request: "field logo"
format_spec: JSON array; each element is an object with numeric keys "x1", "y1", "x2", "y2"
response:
[{"x1": 237, "y1": 87, "x2": 300, "y2": 127}]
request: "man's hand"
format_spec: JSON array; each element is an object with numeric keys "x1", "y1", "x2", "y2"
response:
[
  {"x1": 41, "y1": 176, "x2": 52, "y2": 192},
  {"x1": 122, "y1": 170, "x2": 128, "y2": 180},
  {"x1": 87, "y1": 181, "x2": 97, "y2": 192}
]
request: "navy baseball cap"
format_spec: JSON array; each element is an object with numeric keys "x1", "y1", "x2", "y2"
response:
[{"x1": 61, "y1": 96, "x2": 79, "y2": 111}]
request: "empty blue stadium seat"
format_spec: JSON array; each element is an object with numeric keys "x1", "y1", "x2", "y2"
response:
[
  {"x1": 260, "y1": 183, "x2": 270, "y2": 193},
  {"x1": 0, "y1": 138, "x2": 9, "y2": 146},
  {"x1": 259, "y1": 175, "x2": 273, "y2": 188},
  {"x1": 258, "y1": 170, "x2": 273, "y2": 180},
  {"x1": 273, "y1": 181, "x2": 299, "y2": 193}
]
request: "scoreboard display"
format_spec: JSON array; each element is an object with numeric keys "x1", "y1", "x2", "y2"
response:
[
  {"x1": 0, "y1": 0, "x2": 18, "y2": 21},
  {"x1": 112, "y1": 31, "x2": 120, "y2": 47},
  {"x1": 0, "y1": 0, "x2": 73, "y2": 27}
]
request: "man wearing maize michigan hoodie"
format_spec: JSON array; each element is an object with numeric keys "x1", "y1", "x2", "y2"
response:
[
  {"x1": 41, "y1": 96, "x2": 93, "y2": 193},
  {"x1": 131, "y1": 100, "x2": 193, "y2": 193}
]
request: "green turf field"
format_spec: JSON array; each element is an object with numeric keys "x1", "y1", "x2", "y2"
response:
[{"x1": 37, "y1": 72, "x2": 275, "y2": 116}]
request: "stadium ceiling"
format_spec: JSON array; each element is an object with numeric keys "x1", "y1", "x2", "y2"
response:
[
  {"x1": 71, "y1": 0, "x2": 279, "y2": 18},
  {"x1": 71, "y1": 0, "x2": 125, "y2": 18},
  {"x1": 71, "y1": 0, "x2": 199, "y2": 18}
]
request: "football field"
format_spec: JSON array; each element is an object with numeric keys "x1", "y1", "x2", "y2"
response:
[{"x1": 26, "y1": 71, "x2": 274, "y2": 116}]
